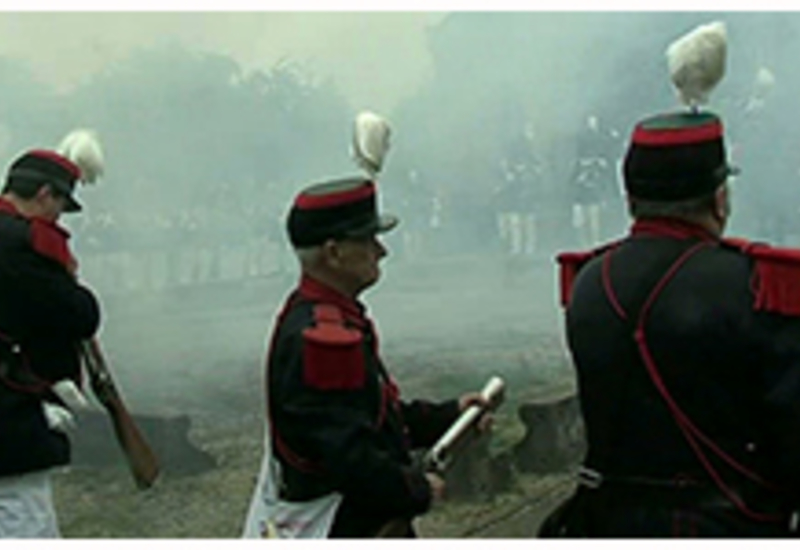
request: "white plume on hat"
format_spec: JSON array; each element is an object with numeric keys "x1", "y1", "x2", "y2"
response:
[
  {"x1": 351, "y1": 111, "x2": 391, "y2": 178},
  {"x1": 666, "y1": 20, "x2": 727, "y2": 109},
  {"x1": 56, "y1": 129, "x2": 104, "y2": 184}
]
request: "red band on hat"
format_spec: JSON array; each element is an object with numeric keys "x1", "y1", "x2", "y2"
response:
[
  {"x1": 27, "y1": 150, "x2": 81, "y2": 178},
  {"x1": 295, "y1": 181, "x2": 375, "y2": 210},
  {"x1": 632, "y1": 120, "x2": 723, "y2": 146}
]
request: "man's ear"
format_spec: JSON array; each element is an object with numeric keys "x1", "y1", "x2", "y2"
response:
[
  {"x1": 714, "y1": 184, "x2": 730, "y2": 221},
  {"x1": 320, "y1": 239, "x2": 342, "y2": 268}
]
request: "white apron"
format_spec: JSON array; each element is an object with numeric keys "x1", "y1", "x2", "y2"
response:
[
  {"x1": 0, "y1": 470, "x2": 60, "y2": 538},
  {"x1": 241, "y1": 428, "x2": 343, "y2": 538}
]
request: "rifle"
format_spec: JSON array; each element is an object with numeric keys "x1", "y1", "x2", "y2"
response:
[{"x1": 80, "y1": 338, "x2": 160, "y2": 489}]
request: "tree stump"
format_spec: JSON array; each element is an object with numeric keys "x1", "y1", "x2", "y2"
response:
[
  {"x1": 512, "y1": 394, "x2": 585, "y2": 473},
  {"x1": 442, "y1": 435, "x2": 515, "y2": 501},
  {"x1": 71, "y1": 410, "x2": 217, "y2": 477}
]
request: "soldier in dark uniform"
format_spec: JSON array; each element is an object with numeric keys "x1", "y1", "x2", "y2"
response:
[
  {"x1": 540, "y1": 110, "x2": 800, "y2": 537},
  {"x1": 0, "y1": 149, "x2": 101, "y2": 537},
  {"x1": 569, "y1": 115, "x2": 622, "y2": 248},
  {"x1": 243, "y1": 176, "x2": 489, "y2": 538}
]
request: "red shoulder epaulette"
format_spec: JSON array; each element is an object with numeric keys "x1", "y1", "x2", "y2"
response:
[
  {"x1": 556, "y1": 241, "x2": 621, "y2": 307},
  {"x1": 29, "y1": 218, "x2": 75, "y2": 272},
  {"x1": 302, "y1": 304, "x2": 365, "y2": 390},
  {"x1": 722, "y1": 237, "x2": 800, "y2": 316}
]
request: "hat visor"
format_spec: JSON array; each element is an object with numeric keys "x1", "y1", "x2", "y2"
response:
[
  {"x1": 49, "y1": 179, "x2": 82, "y2": 213},
  {"x1": 343, "y1": 213, "x2": 399, "y2": 239},
  {"x1": 376, "y1": 213, "x2": 399, "y2": 234},
  {"x1": 62, "y1": 194, "x2": 82, "y2": 213}
]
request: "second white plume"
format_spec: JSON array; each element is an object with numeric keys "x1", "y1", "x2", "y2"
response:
[
  {"x1": 666, "y1": 20, "x2": 727, "y2": 109},
  {"x1": 57, "y1": 129, "x2": 104, "y2": 184},
  {"x1": 351, "y1": 111, "x2": 391, "y2": 178}
]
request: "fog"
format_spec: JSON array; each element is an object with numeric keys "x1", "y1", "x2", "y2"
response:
[{"x1": 0, "y1": 11, "x2": 797, "y2": 413}]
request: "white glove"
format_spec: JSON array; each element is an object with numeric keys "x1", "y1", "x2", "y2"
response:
[
  {"x1": 42, "y1": 402, "x2": 76, "y2": 433},
  {"x1": 51, "y1": 379, "x2": 91, "y2": 410}
]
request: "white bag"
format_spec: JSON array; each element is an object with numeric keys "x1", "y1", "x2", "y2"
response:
[{"x1": 241, "y1": 429, "x2": 343, "y2": 538}]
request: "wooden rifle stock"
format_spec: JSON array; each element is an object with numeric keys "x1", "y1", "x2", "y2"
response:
[{"x1": 81, "y1": 338, "x2": 160, "y2": 489}]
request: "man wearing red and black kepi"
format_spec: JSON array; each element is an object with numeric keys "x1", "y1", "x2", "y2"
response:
[
  {"x1": 539, "y1": 109, "x2": 800, "y2": 537},
  {"x1": 0, "y1": 148, "x2": 101, "y2": 537},
  {"x1": 243, "y1": 177, "x2": 487, "y2": 538}
]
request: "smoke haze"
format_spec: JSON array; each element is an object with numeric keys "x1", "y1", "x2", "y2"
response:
[{"x1": 0, "y1": 11, "x2": 795, "y2": 413}]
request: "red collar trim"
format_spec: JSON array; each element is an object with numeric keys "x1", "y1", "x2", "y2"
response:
[
  {"x1": 630, "y1": 218, "x2": 718, "y2": 242},
  {"x1": 0, "y1": 197, "x2": 20, "y2": 216},
  {"x1": 298, "y1": 275, "x2": 365, "y2": 321},
  {"x1": 0, "y1": 197, "x2": 71, "y2": 238}
]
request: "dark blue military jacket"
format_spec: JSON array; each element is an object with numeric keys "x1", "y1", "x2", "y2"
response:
[
  {"x1": 0, "y1": 198, "x2": 100, "y2": 477},
  {"x1": 266, "y1": 274, "x2": 459, "y2": 537},
  {"x1": 545, "y1": 217, "x2": 800, "y2": 537}
]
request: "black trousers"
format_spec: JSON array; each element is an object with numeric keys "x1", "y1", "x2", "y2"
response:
[
  {"x1": 328, "y1": 501, "x2": 416, "y2": 538},
  {"x1": 539, "y1": 484, "x2": 794, "y2": 538}
]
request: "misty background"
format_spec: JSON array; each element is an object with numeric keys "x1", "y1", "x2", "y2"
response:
[{"x1": 0, "y1": 11, "x2": 796, "y2": 415}]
